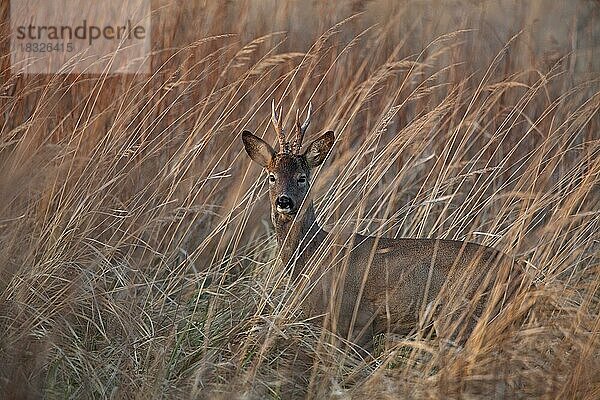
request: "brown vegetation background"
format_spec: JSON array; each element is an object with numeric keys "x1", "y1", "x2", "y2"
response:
[{"x1": 0, "y1": 0, "x2": 599, "y2": 398}]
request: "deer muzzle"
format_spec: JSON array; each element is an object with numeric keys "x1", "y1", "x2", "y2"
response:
[{"x1": 275, "y1": 195, "x2": 295, "y2": 214}]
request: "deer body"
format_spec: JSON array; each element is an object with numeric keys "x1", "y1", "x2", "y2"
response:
[{"x1": 243, "y1": 101, "x2": 526, "y2": 350}]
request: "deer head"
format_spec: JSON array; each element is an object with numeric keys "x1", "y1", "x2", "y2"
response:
[{"x1": 242, "y1": 101, "x2": 334, "y2": 219}]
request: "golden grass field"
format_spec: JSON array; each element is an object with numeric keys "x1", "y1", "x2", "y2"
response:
[{"x1": 1, "y1": 0, "x2": 599, "y2": 398}]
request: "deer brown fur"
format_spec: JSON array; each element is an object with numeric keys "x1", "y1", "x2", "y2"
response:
[{"x1": 242, "y1": 102, "x2": 529, "y2": 352}]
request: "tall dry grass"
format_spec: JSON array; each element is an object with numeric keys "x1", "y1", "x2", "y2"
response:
[{"x1": 0, "y1": 0, "x2": 599, "y2": 398}]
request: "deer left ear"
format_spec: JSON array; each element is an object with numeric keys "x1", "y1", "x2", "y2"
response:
[
  {"x1": 303, "y1": 131, "x2": 335, "y2": 168},
  {"x1": 242, "y1": 130, "x2": 276, "y2": 168}
]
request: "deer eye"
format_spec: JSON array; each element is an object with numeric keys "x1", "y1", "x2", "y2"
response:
[
  {"x1": 297, "y1": 176, "x2": 307, "y2": 184},
  {"x1": 268, "y1": 174, "x2": 276, "y2": 183}
]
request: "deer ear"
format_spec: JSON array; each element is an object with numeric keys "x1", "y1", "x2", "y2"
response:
[
  {"x1": 303, "y1": 131, "x2": 335, "y2": 168},
  {"x1": 241, "y1": 131, "x2": 275, "y2": 168}
]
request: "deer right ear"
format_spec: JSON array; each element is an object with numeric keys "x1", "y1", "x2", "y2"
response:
[
  {"x1": 241, "y1": 131, "x2": 276, "y2": 168},
  {"x1": 303, "y1": 131, "x2": 335, "y2": 168}
]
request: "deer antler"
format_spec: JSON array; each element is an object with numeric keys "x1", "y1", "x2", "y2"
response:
[
  {"x1": 271, "y1": 99, "x2": 289, "y2": 153},
  {"x1": 292, "y1": 102, "x2": 311, "y2": 154}
]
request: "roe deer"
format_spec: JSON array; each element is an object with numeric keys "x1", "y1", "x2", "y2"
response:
[{"x1": 242, "y1": 101, "x2": 530, "y2": 351}]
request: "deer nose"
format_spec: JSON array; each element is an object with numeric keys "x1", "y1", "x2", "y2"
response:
[{"x1": 275, "y1": 195, "x2": 294, "y2": 211}]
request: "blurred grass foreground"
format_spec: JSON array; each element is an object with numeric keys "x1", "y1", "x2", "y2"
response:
[{"x1": 1, "y1": 0, "x2": 599, "y2": 398}]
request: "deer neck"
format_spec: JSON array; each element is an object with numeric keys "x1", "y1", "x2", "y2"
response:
[{"x1": 272, "y1": 200, "x2": 326, "y2": 273}]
